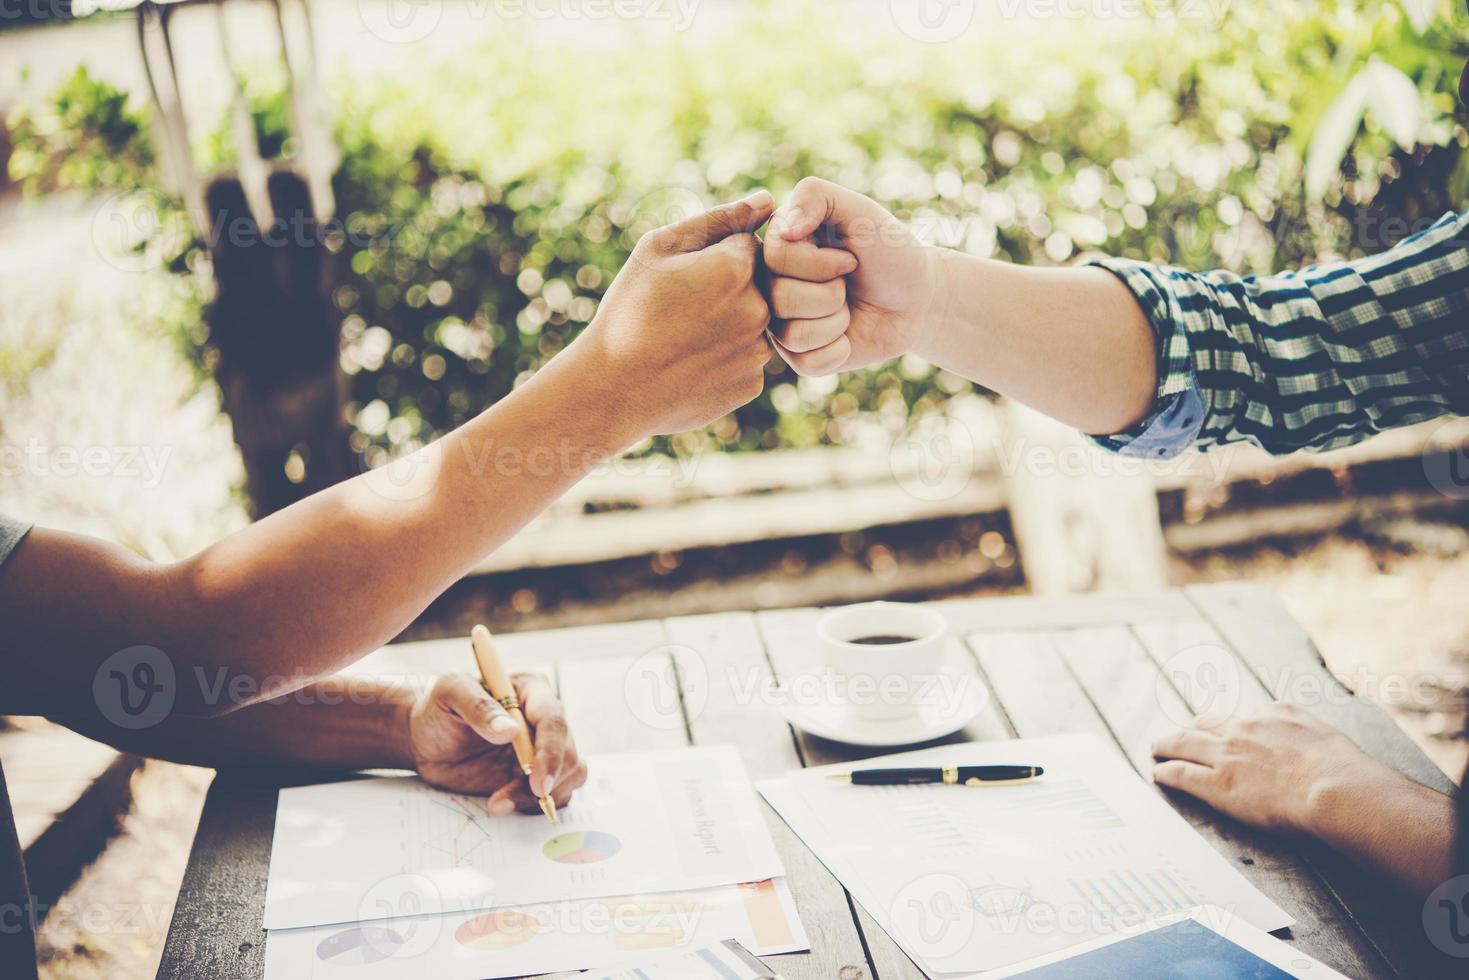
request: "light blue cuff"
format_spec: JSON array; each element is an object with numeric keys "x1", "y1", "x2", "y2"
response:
[{"x1": 1090, "y1": 374, "x2": 1206, "y2": 459}]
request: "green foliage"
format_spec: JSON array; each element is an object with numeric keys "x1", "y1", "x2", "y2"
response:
[
  {"x1": 6, "y1": 66, "x2": 154, "y2": 195},
  {"x1": 8, "y1": 1, "x2": 1468, "y2": 463}
]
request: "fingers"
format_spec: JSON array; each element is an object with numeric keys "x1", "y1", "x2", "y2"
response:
[
  {"x1": 434, "y1": 673, "x2": 521, "y2": 747},
  {"x1": 773, "y1": 332, "x2": 852, "y2": 377},
  {"x1": 770, "y1": 176, "x2": 845, "y2": 241},
  {"x1": 764, "y1": 236, "x2": 857, "y2": 282},
  {"x1": 516, "y1": 673, "x2": 572, "y2": 799},
  {"x1": 656, "y1": 189, "x2": 774, "y2": 253},
  {"x1": 1152, "y1": 759, "x2": 1218, "y2": 802},
  {"x1": 771, "y1": 276, "x2": 846, "y2": 321},
  {"x1": 1151, "y1": 728, "x2": 1223, "y2": 766},
  {"x1": 491, "y1": 755, "x2": 588, "y2": 816},
  {"x1": 772, "y1": 307, "x2": 851, "y2": 354}
]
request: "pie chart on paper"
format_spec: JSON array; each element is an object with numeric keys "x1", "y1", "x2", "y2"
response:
[
  {"x1": 542, "y1": 830, "x2": 623, "y2": 865},
  {"x1": 455, "y1": 909, "x2": 541, "y2": 951},
  {"x1": 314, "y1": 925, "x2": 406, "y2": 963}
]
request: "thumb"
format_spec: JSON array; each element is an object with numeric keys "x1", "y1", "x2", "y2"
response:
[
  {"x1": 658, "y1": 189, "x2": 774, "y2": 253},
  {"x1": 437, "y1": 674, "x2": 522, "y2": 746},
  {"x1": 771, "y1": 176, "x2": 878, "y2": 245}
]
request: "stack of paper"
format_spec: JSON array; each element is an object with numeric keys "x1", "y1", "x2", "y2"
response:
[
  {"x1": 261, "y1": 745, "x2": 806, "y2": 979},
  {"x1": 759, "y1": 733, "x2": 1293, "y2": 978}
]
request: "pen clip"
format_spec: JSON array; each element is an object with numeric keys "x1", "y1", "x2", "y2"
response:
[{"x1": 963, "y1": 775, "x2": 1039, "y2": 787}]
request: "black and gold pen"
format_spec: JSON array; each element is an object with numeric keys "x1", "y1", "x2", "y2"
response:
[{"x1": 827, "y1": 765, "x2": 1043, "y2": 787}]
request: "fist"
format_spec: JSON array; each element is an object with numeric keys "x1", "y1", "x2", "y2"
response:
[
  {"x1": 764, "y1": 177, "x2": 938, "y2": 376},
  {"x1": 581, "y1": 191, "x2": 776, "y2": 436}
]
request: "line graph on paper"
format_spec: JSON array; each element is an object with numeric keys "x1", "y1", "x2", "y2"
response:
[{"x1": 401, "y1": 787, "x2": 507, "y2": 872}]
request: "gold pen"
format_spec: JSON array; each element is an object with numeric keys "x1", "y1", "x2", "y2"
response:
[{"x1": 470, "y1": 624, "x2": 557, "y2": 823}]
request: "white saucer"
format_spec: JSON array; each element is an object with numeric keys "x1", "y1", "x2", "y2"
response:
[{"x1": 776, "y1": 655, "x2": 989, "y2": 748}]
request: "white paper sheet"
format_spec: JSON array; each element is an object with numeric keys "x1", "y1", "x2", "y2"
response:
[
  {"x1": 265, "y1": 745, "x2": 784, "y2": 930},
  {"x1": 262, "y1": 878, "x2": 807, "y2": 980},
  {"x1": 585, "y1": 938, "x2": 780, "y2": 980},
  {"x1": 988, "y1": 905, "x2": 1349, "y2": 978},
  {"x1": 758, "y1": 733, "x2": 1292, "y2": 977}
]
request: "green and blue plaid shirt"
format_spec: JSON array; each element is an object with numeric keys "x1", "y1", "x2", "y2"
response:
[{"x1": 1090, "y1": 209, "x2": 1469, "y2": 458}]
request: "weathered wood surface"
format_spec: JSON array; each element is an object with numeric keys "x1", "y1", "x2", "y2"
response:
[{"x1": 157, "y1": 584, "x2": 1457, "y2": 979}]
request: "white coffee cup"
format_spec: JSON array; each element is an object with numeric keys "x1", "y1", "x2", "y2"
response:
[{"x1": 816, "y1": 601, "x2": 948, "y2": 722}]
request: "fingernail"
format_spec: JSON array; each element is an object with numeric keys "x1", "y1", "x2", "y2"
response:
[
  {"x1": 841, "y1": 253, "x2": 859, "y2": 273},
  {"x1": 490, "y1": 716, "x2": 520, "y2": 738},
  {"x1": 489, "y1": 798, "x2": 515, "y2": 816},
  {"x1": 542, "y1": 774, "x2": 556, "y2": 797},
  {"x1": 775, "y1": 206, "x2": 803, "y2": 237},
  {"x1": 745, "y1": 188, "x2": 773, "y2": 209}
]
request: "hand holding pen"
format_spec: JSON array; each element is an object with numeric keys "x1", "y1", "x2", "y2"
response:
[{"x1": 404, "y1": 628, "x2": 586, "y2": 819}]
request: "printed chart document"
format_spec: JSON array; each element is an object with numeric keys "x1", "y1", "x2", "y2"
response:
[
  {"x1": 265, "y1": 745, "x2": 784, "y2": 930},
  {"x1": 262, "y1": 878, "x2": 807, "y2": 980},
  {"x1": 759, "y1": 733, "x2": 1292, "y2": 977},
  {"x1": 585, "y1": 938, "x2": 780, "y2": 980},
  {"x1": 991, "y1": 906, "x2": 1349, "y2": 978}
]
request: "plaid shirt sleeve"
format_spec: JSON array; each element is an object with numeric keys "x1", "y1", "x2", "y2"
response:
[{"x1": 1086, "y1": 209, "x2": 1469, "y2": 458}]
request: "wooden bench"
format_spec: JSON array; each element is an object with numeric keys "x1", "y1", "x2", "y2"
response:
[{"x1": 155, "y1": 583, "x2": 1460, "y2": 978}]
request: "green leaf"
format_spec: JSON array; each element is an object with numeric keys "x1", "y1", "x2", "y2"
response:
[
  {"x1": 1397, "y1": 0, "x2": 1438, "y2": 34},
  {"x1": 1304, "y1": 71, "x2": 1368, "y2": 199},
  {"x1": 1362, "y1": 60, "x2": 1423, "y2": 148}
]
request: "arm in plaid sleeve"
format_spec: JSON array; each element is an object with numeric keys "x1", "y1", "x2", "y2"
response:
[{"x1": 1087, "y1": 210, "x2": 1469, "y2": 458}]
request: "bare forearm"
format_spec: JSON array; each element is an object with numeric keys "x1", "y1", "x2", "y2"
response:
[
  {"x1": 53, "y1": 678, "x2": 416, "y2": 771},
  {"x1": 167, "y1": 342, "x2": 639, "y2": 691},
  {"x1": 1305, "y1": 761, "x2": 1457, "y2": 899},
  {"x1": 918, "y1": 248, "x2": 1158, "y2": 434},
  {"x1": 1, "y1": 341, "x2": 638, "y2": 715}
]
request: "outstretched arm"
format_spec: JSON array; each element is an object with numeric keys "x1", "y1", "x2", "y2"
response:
[
  {"x1": 764, "y1": 177, "x2": 1469, "y2": 457},
  {"x1": 52, "y1": 673, "x2": 586, "y2": 815},
  {"x1": 1152, "y1": 702, "x2": 1457, "y2": 900},
  {"x1": 0, "y1": 192, "x2": 775, "y2": 720}
]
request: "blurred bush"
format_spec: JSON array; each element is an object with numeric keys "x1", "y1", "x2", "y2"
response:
[{"x1": 8, "y1": 1, "x2": 1467, "y2": 466}]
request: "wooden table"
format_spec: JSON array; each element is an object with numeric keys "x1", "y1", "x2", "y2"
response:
[{"x1": 156, "y1": 583, "x2": 1460, "y2": 979}]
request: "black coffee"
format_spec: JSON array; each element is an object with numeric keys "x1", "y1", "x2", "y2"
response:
[{"x1": 850, "y1": 634, "x2": 919, "y2": 645}]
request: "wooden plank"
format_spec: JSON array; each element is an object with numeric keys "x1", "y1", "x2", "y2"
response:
[
  {"x1": 986, "y1": 625, "x2": 1390, "y2": 978},
  {"x1": 344, "y1": 620, "x2": 668, "y2": 676},
  {"x1": 1183, "y1": 583, "x2": 1463, "y2": 978},
  {"x1": 155, "y1": 772, "x2": 301, "y2": 980},
  {"x1": 553, "y1": 632, "x2": 690, "y2": 754},
  {"x1": 930, "y1": 590, "x2": 1196, "y2": 634},
  {"x1": 473, "y1": 478, "x2": 1006, "y2": 575},
  {"x1": 999, "y1": 399, "x2": 1168, "y2": 595},
  {"x1": 665, "y1": 612, "x2": 875, "y2": 980},
  {"x1": 756, "y1": 605, "x2": 1010, "y2": 980}
]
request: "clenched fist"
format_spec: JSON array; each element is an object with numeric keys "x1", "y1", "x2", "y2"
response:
[
  {"x1": 763, "y1": 177, "x2": 938, "y2": 376},
  {"x1": 576, "y1": 190, "x2": 776, "y2": 436}
]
